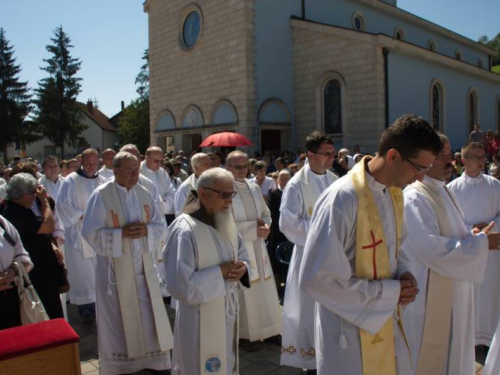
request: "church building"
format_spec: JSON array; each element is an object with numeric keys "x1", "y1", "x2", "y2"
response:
[{"x1": 145, "y1": 0, "x2": 500, "y2": 154}]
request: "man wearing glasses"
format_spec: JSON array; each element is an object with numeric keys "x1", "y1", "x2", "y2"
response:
[
  {"x1": 299, "y1": 115, "x2": 441, "y2": 375},
  {"x1": 448, "y1": 142, "x2": 500, "y2": 350},
  {"x1": 402, "y1": 135, "x2": 500, "y2": 375},
  {"x1": 226, "y1": 151, "x2": 282, "y2": 349},
  {"x1": 279, "y1": 131, "x2": 337, "y2": 372}
]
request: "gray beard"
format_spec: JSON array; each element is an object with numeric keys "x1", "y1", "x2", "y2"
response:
[{"x1": 214, "y1": 210, "x2": 238, "y2": 250}]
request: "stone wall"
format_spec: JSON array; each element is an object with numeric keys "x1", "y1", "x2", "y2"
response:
[{"x1": 146, "y1": 0, "x2": 257, "y2": 153}]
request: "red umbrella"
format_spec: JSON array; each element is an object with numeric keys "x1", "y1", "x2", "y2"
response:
[{"x1": 199, "y1": 132, "x2": 253, "y2": 147}]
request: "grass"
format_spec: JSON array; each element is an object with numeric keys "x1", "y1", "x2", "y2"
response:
[{"x1": 493, "y1": 65, "x2": 500, "y2": 74}]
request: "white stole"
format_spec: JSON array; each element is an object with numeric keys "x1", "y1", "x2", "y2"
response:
[
  {"x1": 100, "y1": 182, "x2": 173, "y2": 358},
  {"x1": 74, "y1": 174, "x2": 97, "y2": 258},
  {"x1": 296, "y1": 166, "x2": 337, "y2": 218},
  {"x1": 232, "y1": 181, "x2": 272, "y2": 282},
  {"x1": 140, "y1": 162, "x2": 170, "y2": 198},
  {"x1": 182, "y1": 214, "x2": 231, "y2": 375},
  {"x1": 185, "y1": 173, "x2": 197, "y2": 191},
  {"x1": 412, "y1": 181, "x2": 456, "y2": 375}
]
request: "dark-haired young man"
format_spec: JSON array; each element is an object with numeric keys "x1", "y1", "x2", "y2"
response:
[
  {"x1": 279, "y1": 131, "x2": 338, "y2": 371},
  {"x1": 299, "y1": 114, "x2": 442, "y2": 374}
]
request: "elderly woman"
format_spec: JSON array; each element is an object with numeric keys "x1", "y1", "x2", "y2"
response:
[
  {"x1": 0, "y1": 173, "x2": 63, "y2": 319},
  {"x1": 0, "y1": 214, "x2": 33, "y2": 329},
  {"x1": 250, "y1": 161, "x2": 276, "y2": 203}
]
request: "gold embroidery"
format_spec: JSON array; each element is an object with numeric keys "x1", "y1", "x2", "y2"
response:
[
  {"x1": 300, "y1": 348, "x2": 316, "y2": 358},
  {"x1": 281, "y1": 346, "x2": 297, "y2": 355}
]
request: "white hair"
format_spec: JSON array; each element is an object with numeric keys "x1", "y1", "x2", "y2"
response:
[
  {"x1": 6, "y1": 173, "x2": 38, "y2": 200},
  {"x1": 226, "y1": 150, "x2": 248, "y2": 165},
  {"x1": 338, "y1": 148, "x2": 350, "y2": 157},
  {"x1": 113, "y1": 151, "x2": 138, "y2": 168},
  {"x1": 278, "y1": 170, "x2": 291, "y2": 178},
  {"x1": 191, "y1": 153, "x2": 210, "y2": 169},
  {"x1": 197, "y1": 167, "x2": 234, "y2": 189}
]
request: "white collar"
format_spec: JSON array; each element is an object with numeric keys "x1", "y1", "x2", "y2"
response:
[
  {"x1": 462, "y1": 172, "x2": 484, "y2": 185},
  {"x1": 365, "y1": 170, "x2": 387, "y2": 192},
  {"x1": 423, "y1": 175, "x2": 446, "y2": 188}
]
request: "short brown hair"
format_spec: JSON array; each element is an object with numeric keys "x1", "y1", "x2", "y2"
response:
[
  {"x1": 461, "y1": 142, "x2": 485, "y2": 158},
  {"x1": 305, "y1": 131, "x2": 334, "y2": 153},
  {"x1": 42, "y1": 155, "x2": 58, "y2": 168}
]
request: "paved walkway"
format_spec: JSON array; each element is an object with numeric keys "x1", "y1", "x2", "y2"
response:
[{"x1": 69, "y1": 302, "x2": 487, "y2": 374}]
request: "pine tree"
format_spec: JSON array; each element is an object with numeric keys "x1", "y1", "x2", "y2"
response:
[
  {"x1": 135, "y1": 49, "x2": 149, "y2": 100},
  {"x1": 34, "y1": 26, "x2": 86, "y2": 158},
  {"x1": 0, "y1": 28, "x2": 33, "y2": 164}
]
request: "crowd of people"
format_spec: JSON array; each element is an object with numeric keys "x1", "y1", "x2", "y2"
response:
[{"x1": 2, "y1": 114, "x2": 500, "y2": 375}]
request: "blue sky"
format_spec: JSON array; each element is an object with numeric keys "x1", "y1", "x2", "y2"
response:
[{"x1": 0, "y1": 0, "x2": 498, "y2": 117}]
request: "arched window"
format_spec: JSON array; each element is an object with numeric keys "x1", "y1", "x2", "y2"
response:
[
  {"x1": 456, "y1": 49, "x2": 463, "y2": 61},
  {"x1": 432, "y1": 85, "x2": 441, "y2": 130},
  {"x1": 323, "y1": 80, "x2": 343, "y2": 135},
  {"x1": 394, "y1": 27, "x2": 404, "y2": 41},
  {"x1": 478, "y1": 58, "x2": 484, "y2": 69},
  {"x1": 428, "y1": 39, "x2": 436, "y2": 52},
  {"x1": 352, "y1": 12, "x2": 365, "y2": 31},
  {"x1": 468, "y1": 90, "x2": 478, "y2": 133}
]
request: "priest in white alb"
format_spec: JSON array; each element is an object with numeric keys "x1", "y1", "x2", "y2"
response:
[
  {"x1": 174, "y1": 153, "x2": 212, "y2": 216},
  {"x1": 165, "y1": 167, "x2": 250, "y2": 375},
  {"x1": 226, "y1": 151, "x2": 282, "y2": 343},
  {"x1": 401, "y1": 133, "x2": 500, "y2": 375},
  {"x1": 98, "y1": 148, "x2": 116, "y2": 181},
  {"x1": 448, "y1": 141, "x2": 500, "y2": 347},
  {"x1": 279, "y1": 131, "x2": 337, "y2": 370},
  {"x1": 39, "y1": 156, "x2": 65, "y2": 201},
  {"x1": 299, "y1": 115, "x2": 442, "y2": 375},
  {"x1": 82, "y1": 152, "x2": 173, "y2": 375},
  {"x1": 57, "y1": 148, "x2": 106, "y2": 324}
]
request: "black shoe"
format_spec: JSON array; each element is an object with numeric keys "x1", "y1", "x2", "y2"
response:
[
  {"x1": 263, "y1": 335, "x2": 282, "y2": 346},
  {"x1": 239, "y1": 339, "x2": 261, "y2": 352}
]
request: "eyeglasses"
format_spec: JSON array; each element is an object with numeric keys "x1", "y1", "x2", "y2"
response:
[
  {"x1": 313, "y1": 151, "x2": 335, "y2": 158},
  {"x1": 401, "y1": 156, "x2": 433, "y2": 173},
  {"x1": 149, "y1": 158, "x2": 162, "y2": 164},
  {"x1": 204, "y1": 187, "x2": 238, "y2": 199},
  {"x1": 228, "y1": 164, "x2": 249, "y2": 171},
  {"x1": 464, "y1": 155, "x2": 487, "y2": 161}
]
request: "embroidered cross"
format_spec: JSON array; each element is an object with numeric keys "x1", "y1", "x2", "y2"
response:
[{"x1": 362, "y1": 230, "x2": 383, "y2": 280}]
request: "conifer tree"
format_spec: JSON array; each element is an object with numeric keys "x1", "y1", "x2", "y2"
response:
[
  {"x1": 0, "y1": 28, "x2": 33, "y2": 164},
  {"x1": 34, "y1": 26, "x2": 86, "y2": 158}
]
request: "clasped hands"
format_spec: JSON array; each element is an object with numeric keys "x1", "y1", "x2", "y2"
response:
[
  {"x1": 0, "y1": 268, "x2": 16, "y2": 292},
  {"x1": 472, "y1": 222, "x2": 500, "y2": 250},
  {"x1": 122, "y1": 221, "x2": 148, "y2": 239},
  {"x1": 256, "y1": 218, "x2": 270, "y2": 239},
  {"x1": 399, "y1": 272, "x2": 419, "y2": 306},
  {"x1": 220, "y1": 261, "x2": 247, "y2": 282}
]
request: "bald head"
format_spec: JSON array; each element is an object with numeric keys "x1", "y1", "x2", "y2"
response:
[
  {"x1": 120, "y1": 144, "x2": 140, "y2": 159},
  {"x1": 191, "y1": 153, "x2": 212, "y2": 177},
  {"x1": 102, "y1": 148, "x2": 117, "y2": 169}
]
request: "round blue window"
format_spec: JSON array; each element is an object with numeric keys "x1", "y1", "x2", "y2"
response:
[{"x1": 183, "y1": 11, "x2": 201, "y2": 48}]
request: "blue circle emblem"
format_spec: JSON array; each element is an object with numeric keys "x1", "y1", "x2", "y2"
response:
[
  {"x1": 183, "y1": 11, "x2": 201, "y2": 48},
  {"x1": 205, "y1": 356, "x2": 221, "y2": 373}
]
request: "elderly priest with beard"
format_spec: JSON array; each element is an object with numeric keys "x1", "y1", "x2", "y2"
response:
[
  {"x1": 82, "y1": 152, "x2": 173, "y2": 375},
  {"x1": 165, "y1": 167, "x2": 251, "y2": 375}
]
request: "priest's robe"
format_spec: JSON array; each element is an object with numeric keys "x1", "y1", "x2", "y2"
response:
[
  {"x1": 82, "y1": 181, "x2": 171, "y2": 375},
  {"x1": 448, "y1": 172, "x2": 500, "y2": 346},
  {"x1": 98, "y1": 166, "x2": 114, "y2": 181},
  {"x1": 39, "y1": 175, "x2": 65, "y2": 202},
  {"x1": 401, "y1": 175, "x2": 489, "y2": 375},
  {"x1": 483, "y1": 317, "x2": 500, "y2": 375},
  {"x1": 174, "y1": 174, "x2": 197, "y2": 217},
  {"x1": 279, "y1": 164, "x2": 337, "y2": 369},
  {"x1": 298, "y1": 173, "x2": 410, "y2": 375},
  {"x1": 57, "y1": 171, "x2": 106, "y2": 305},
  {"x1": 140, "y1": 161, "x2": 175, "y2": 215},
  {"x1": 165, "y1": 210, "x2": 250, "y2": 375},
  {"x1": 232, "y1": 179, "x2": 282, "y2": 341}
]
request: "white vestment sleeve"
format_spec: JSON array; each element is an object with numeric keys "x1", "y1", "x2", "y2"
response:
[
  {"x1": 299, "y1": 194, "x2": 400, "y2": 335},
  {"x1": 52, "y1": 206, "x2": 65, "y2": 243},
  {"x1": 165, "y1": 221, "x2": 226, "y2": 305},
  {"x1": 279, "y1": 181, "x2": 308, "y2": 246},
  {"x1": 174, "y1": 185, "x2": 189, "y2": 217},
  {"x1": 403, "y1": 191, "x2": 489, "y2": 284},
  {"x1": 161, "y1": 174, "x2": 175, "y2": 214},
  {"x1": 145, "y1": 194, "x2": 168, "y2": 253},
  {"x1": 81, "y1": 191, "x2": 123, "y2": 258},
  {"x1": 57, "y1": 178, "x2": 84, "y2": 227}
]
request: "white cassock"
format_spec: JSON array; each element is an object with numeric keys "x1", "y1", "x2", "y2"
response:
[
  {"x1": 279, "y1": 164, "x2": 337, "y2": 369},
  {"x1": 165, "y1": 214, "x2": 250, "y2": 375},
  {"x1": 448, "y1": 172, "x2": 500, "y2": 346},
  {"x1": 484, "y1": 318, "x2": 500, "y2": 375},
  {"x1": 98, "y1": 166, "x2": 114, "y2": 181},
  {"x1": 174, "y1": 174, "x2": 197, "y2": 217},
  {"x1": 298, "y1": 174, "x2": 409, "y2": 375},
  {"x1": 140, "y1": 161, "x2": 175, "y2": 215},
  {"x1": 249, "y1": 176, "x2": 276, "y2": 198},
  {"x1": 401, "y1": 175, "x2": 489, "y2": 375},
  {"x1": 232, "y1": 179, "x2": 282, "y2": 341},
  {"x1": 82, "y1": 181, "x2": 171, "y2": 375},
  {"x1": 57, "y1": 171, "x2": 106, "y2": 305},
  {"x1": 39, "y1": 175, "x2": 65, "y2": 201}
]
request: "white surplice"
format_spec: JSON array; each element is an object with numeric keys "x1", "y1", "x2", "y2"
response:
[
  {"x1": 140, "y1": 161, "x2": 175, "y2": 215},
  {"x1": 298, "y1": 173, "x2": 409, "y2": 375},
  {"x1": 98, "y1": 167, "x2": 114, "y2": 181},
  {"x1": 448, "y1": 172, "x2": 500, "y2": 346},
  {"x1": 164, "y1": 215, "x2": 250, "y2": 375},
  {"x1": 174, "y1": 174, "x2": 197, "y2": 217},
  {"x1": 401, "y1": 175, "x2": 489, "y2": 375},
  {"x1": 249, "y1": 176, "x2": 276, "y2": 198},
  {"x1": 279, "y1": 164, "x2": 337, "y2": 369},
  {"x1": 56, "y1": 171, "x2": 106, "y2": 305},
  {"x1": 232, "y1": 180, "x2": 282, "y2": 341},
  {"x1": 39, "y1": 175, "x2": 65, "y2": 201},
  {"x1": 484, "y1": 317, "x2": 500, "y2": 375},
  {"x1": 82, "y1": 182, "x2": 170, "y2": 375}
]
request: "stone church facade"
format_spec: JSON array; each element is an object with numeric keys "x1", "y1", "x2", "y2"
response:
[{"x1": 145, "y1": 0, "x2": 500, "y2": 154}]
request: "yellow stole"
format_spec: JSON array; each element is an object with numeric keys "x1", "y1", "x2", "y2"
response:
[{"x1": 350, "y1": 156, "x2": 403, "y2": 375}]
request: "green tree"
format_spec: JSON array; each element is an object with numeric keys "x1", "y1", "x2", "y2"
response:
[
  {"x1": 118, "y1": 49, "x2": 150, "y2": 152},
  {"x1": 34, "y1": 26, "x2": 86, "y2": 158},
  {"x1": 478, "y1": 33, "x2": 500, "y2": 66},
  {"x1": 0, "y1": 28, "x2": 35, "y2": 164}
]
